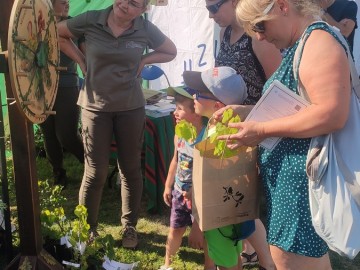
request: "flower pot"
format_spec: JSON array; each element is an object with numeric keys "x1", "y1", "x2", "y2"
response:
[{"x1": 43, "y1": 237, "x2": 73, "y2": 263}]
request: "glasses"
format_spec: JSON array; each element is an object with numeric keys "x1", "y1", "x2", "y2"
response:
[
  {"x1": 206, "y1": 0, "x2": 228, "y2": 14},
  {"x1": 194, "y1": 92, "x2": 219, "y2": 102},
  {"x1": 129, "y1": 0, "x2": 143, "y2": 8},
  {"x1": 252, "y1": 1, "x2": 275, "y2": 33},
  {"x1": 122, "y1": 0, "x2": 144, "y2": 9}
]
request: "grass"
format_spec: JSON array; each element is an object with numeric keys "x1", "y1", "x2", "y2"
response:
[{"x1": 1, "y1": 152, "x2": 360, "y2": 269}]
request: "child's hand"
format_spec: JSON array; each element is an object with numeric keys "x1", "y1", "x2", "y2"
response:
[
  {"x1": 188, "y1": 220, "x2": 204, "y2": 249},
  {"x1": 163, "y1": 187, "x2": 172, "y2": 207},
  {"x1": 182, "y1": 189, "x2": 192, "y2": 209}
]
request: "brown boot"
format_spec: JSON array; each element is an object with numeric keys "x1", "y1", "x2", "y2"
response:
[{"x1": 122, "y1": 226, "x2": 138, "y2": 249}]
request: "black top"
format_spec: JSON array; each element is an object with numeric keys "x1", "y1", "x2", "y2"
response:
[
  {"x1": 326, "y1": 0, "x2": 358, "y2": 54},
  {"x1": 58, "y1": 16, "x2": 84, "y2": 88},
  {"x1": 215, "y1": 26, "x2": 267, "y2": 105}
]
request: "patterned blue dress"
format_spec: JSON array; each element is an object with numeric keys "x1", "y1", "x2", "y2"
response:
[{"x1": 259, "y1": 22, "x2": 341, "y2": 257}]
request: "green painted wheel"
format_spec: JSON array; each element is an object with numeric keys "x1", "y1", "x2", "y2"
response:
[{"x1": 8, "y1": 0, "x2": 59, "y2": 124}]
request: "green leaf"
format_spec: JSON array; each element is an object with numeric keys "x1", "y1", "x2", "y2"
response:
[
  {"x1": 221, "y1": 108, "x2": 233, "y2": 124},
  {"x1": 209, "y1": 108, "x2": 242, "y2": 158},
  {"x1": 175, "y1": 120, "x2": 197, "y2": 143}
]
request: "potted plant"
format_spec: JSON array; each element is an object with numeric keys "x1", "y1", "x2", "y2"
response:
[{"x1": 39, "y1": 180, "x2": 116, "y2": 269}]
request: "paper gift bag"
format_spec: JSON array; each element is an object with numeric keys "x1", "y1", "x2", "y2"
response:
[{"x1": 192, "y1": 142, "x2": 259, "y2": 231}]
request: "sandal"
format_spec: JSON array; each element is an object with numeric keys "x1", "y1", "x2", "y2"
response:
[{"x1": 240, "y1": 251, "x2": 259, "y2": 266}]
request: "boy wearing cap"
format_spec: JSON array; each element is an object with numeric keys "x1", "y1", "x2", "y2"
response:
[
  {"x1": 160, "y1": 87, "x2": 215, "y2": 270},
  {"x1": 183, "y1": 66, "x2": 251, "y2": 270}
]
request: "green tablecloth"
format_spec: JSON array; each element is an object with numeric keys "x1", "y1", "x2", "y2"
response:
[{"x1": 143, "y1": 114, "x2": 174, "y2": 213}]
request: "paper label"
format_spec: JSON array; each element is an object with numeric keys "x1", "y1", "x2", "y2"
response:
[{"x1": 245, "y1": 80, "x2": 310, "y2": 151}]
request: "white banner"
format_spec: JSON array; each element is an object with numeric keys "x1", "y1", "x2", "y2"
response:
[{"x1": 146, "y1": 0, "x2": 219, "y2": 89}]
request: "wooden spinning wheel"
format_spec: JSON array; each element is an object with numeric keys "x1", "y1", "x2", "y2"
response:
[
  {"x1": 0, "y1": 0, "x2": 64, "y2": 268},
  {"x1": 8, "y1": 0, "x2": 60, "y2": 124}
]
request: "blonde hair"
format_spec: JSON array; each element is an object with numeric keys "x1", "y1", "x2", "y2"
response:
[{"x1": 236, "y1": 0, "x2": 322, "y2": 35}]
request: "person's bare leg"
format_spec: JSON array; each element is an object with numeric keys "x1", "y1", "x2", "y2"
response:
[
  {"x1": 164, "y1": 227, "x2": 187, "y2": 267},
  {"x1": 241, "y1": 239, "x2": 257, "y2": 264},
  {"x1": 246, "y1": 219, "x2": 275, "y2": 270},
  {"x1": 203, "y1": 238, "x2": 216, "y2": 270},
  {"x1": 238, "y1": 255, "x2": 243, "y2": 270},
  {"x1": 187, "y1": 221, "x2": 216, "y2": 269},
  {"x1": 270, "y1": 245, "x2": 332, "y2": 270}
]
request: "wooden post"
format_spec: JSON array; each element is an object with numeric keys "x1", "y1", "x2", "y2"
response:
[{"x1": 0, "y1": 1, "x2": 62, "y2": 269}]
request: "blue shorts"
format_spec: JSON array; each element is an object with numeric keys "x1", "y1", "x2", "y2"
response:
[{"x1": 170, "y1": 189, "x2": 192, "y2": 228}]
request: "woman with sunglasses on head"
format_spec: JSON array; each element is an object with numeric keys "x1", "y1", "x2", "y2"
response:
[
  {"x1": 205, "y1": 0, "x2": 281, "y2": 269},
  {"x1": 57, "y1": 0, "x2": 177, "y2": 248},
  {"x1": 216, "y1": 0, "x2": 352, "y2": 269}
]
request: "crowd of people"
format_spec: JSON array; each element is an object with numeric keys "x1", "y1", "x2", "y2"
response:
[{"x1": 45, "y1": 0, "x2": 358, "y2": 269}]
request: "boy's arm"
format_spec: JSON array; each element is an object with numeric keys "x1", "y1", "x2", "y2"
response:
[
  {"x1": 163, "y1": 135, "x2": 178, "y2": 207},
  {"x1": 188, "y1": 219, "x2": 204, "y2": 249}
]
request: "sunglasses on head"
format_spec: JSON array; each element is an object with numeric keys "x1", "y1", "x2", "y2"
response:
[
  {"x1": 206, "y1": 0, "x2": 228, "y2": 14},
  {"x1": 252, "y1": 1, "x2": 275, "y2": 33},
  {"x1": 194, "y1": 91, "x2": 219, "y2": 102}
]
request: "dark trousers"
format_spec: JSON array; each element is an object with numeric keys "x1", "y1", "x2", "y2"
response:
[
  {"x1": 79, "y1": 107, "x2": 145, "y2": 228},
  {"x1": 39, "y1": 86, "x2": 84, "y2": 170}
]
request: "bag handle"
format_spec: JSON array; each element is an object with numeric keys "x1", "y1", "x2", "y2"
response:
[
  {"x1": 294, "y1": 22, "x2": 360, "y2": 206},
  {"x1": 293, "y1": 21, "x2": 360, "y2": 100}
]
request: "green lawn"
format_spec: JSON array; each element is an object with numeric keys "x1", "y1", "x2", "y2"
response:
[{"x1": 1, "y1": 153, "x2": 360, "y2": 269}]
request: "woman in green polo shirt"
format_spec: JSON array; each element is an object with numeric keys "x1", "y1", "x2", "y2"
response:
[{"x1": 57, "y1": 0, "x2": 177, "y2": 248}]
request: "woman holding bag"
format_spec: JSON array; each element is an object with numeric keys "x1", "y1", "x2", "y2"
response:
[
  {"x1": 216, "y1": 0, "x2": 351, "y2": 269},
  {"x1": 205, "y1": 1, "x2": 281, "y2": 269}
]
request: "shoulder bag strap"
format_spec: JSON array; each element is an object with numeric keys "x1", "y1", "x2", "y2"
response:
[{"x1": 293, "y1": 21, "x2": 360, "y2": 100}]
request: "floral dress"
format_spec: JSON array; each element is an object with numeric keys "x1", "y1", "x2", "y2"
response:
[{"x1": 259, "y1": 22, "x2": 340, "y2": 257}]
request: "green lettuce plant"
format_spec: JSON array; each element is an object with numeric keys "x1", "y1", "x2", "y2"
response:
[{"x1": 39, "y1": 180, "x2": 115, "y2": 269}]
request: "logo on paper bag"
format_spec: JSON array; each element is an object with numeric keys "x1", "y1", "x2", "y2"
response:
[{"x1": 223, "y1": 186, "x2": 244, "y2": 207}]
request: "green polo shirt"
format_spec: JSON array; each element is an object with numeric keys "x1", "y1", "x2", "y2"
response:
[{"x1": 67, "y1": 6, "x2": 166, "y2": 111}]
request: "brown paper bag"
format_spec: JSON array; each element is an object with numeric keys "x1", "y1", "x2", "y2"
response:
[{"x1": 192, "y1": 142, "x2": 259, "y2": 231}]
